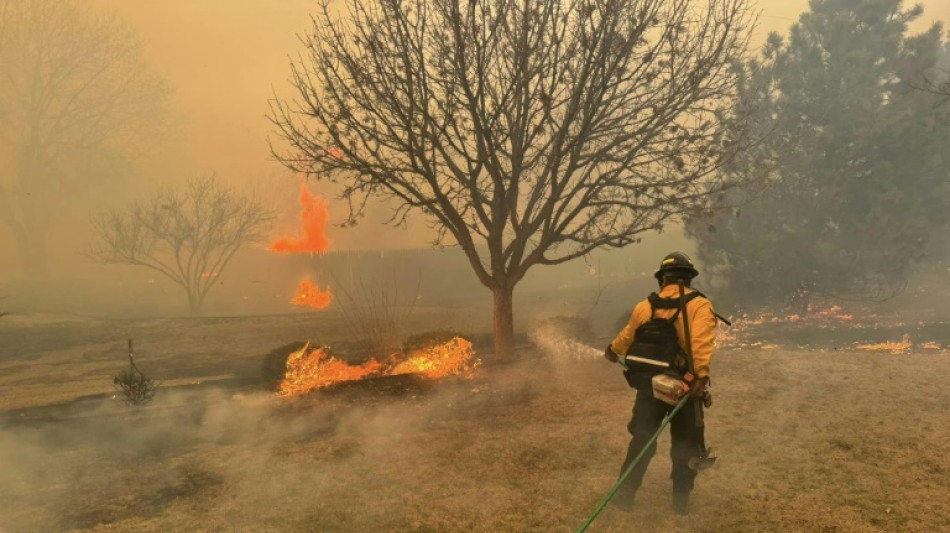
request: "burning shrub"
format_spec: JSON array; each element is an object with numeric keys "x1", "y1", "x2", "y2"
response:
[
  {"x1": 114, "y1": 340, "x2": 158, "y2": 406},
  {"x1": 389, "y1": 337, "x2": 480, "y2": 379},
  {"x1": 273, "y1": 335, "x2": 481, "y2": 397},
  {"x1": 260, "y1": 341, "x2": 308, "y2": 390},
  {"x1": 279, "y1": 343, "x2": 383, "y2": 396}
]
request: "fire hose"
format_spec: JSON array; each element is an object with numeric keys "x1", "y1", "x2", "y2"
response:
[{"x1": 573, "y1": 359, "x2": 692, "y2": 533}]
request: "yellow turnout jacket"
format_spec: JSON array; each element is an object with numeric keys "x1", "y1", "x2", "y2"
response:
[{"x1": 610, "y1": 284, "x2": 717, "y2": 378}]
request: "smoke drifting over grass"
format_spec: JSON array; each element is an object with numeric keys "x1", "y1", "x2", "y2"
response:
[
  {"x1": 0, "y1": 389, "x2": 371, "y2": 531},
  {"x1": 0, "y1": 370, "x2": 532, "y2": 532}
]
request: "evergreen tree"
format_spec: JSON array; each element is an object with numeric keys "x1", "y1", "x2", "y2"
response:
[{"x1": 689, "y1": 0, "x2": 950, "y2": 310}]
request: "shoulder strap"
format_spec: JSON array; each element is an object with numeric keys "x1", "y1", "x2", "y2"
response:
[
  {"x1": 681, "y1": 289, "x2": 733, "y2": 326},
  {"x1": 646, "y1": 293, "x2": 660, "y2": 320},
  {"x1": 647, "y1": 293, "x2": 683, "y2": 323},
  {"x1": 650, "y1": 292, "x2": 701, "y2": 309}
]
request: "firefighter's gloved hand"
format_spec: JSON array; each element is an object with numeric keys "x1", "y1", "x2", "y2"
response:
[
  {"x1": 690, "y1": 376, "x2": 709, "y2": 399},
  {"x1": 604, "y1": 345, "x2": 619, "y2": 363}
]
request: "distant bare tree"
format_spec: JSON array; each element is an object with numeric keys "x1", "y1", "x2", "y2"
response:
[
  {"x1": 89, "y1": 177, "x2": 273, "y2": 313},
  {"x1": 271, "y1": 0, "x2": 756, "y2": 358},
  {"x1": 0, "y1": 0, "x2": 170, "y2": 276}
]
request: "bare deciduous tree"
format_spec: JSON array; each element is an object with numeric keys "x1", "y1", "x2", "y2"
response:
[
  {"x1": 270, "y1": 0, "x2": 756, "y2": 357},
  {"x1": 0, "y1": 0, "x2": 170, "y2": 276},
  {"x1": 89, "y1": 177, "x2": 272, "y2": 313}
]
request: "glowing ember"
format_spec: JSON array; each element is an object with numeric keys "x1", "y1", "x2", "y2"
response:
[
  {"x1": 279, "y1": 343, "x2": 382, "y2": 396},
  {"x1": 270, "y1": 183, "x2": 330, "y2": 254},
  {"x1": 389, "y1": 337, "x2": 480, "y2": 379},
  {"x1": 856, "y1": 335, "x2": 912, "y2": 354},
  {"x1": 813, "y1": 306, "x2": 853, "y2": 321},
  {"x1": 291, "y1": 279, "x2": 333, "y2": 309}
]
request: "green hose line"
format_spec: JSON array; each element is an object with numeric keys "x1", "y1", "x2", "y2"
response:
[{"x1": 574, "y1": 390, "x2": 692, "y2": 533}]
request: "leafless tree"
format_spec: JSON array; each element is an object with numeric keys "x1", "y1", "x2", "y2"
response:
[
  {"x1": 0, "y1": 0, "x2": 170, "y2": 276},
  {"x1": 270, "y1": 0, "x2": 757, "y2": 358},
  {"x1": 89, "y1": 177, "x2": 273, "y2": 313}
]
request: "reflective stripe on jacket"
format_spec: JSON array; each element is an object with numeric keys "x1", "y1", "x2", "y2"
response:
[{"x1": 610, "y1": 284, "x2": 716, "y2": 378}]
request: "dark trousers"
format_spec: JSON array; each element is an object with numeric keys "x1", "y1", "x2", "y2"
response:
[{"x1": 615, "y1": 388, "x2": 705, "y2": 501}]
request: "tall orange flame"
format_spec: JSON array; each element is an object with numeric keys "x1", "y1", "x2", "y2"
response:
[
  {"x1": 291, "y1": 279, "x2": 333, "y2": 309},
  {"x1": 270, "y1": 184, "x2": 330, "y2": 254}
]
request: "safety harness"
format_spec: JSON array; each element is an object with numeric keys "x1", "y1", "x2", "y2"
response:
[{"x1": 622, "y1": 291, "x2": 703, "y2": 387}]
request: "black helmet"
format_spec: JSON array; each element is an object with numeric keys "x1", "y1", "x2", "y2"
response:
[{"x1": 654, "y1": 251, "x2": 699, "y2": 281}]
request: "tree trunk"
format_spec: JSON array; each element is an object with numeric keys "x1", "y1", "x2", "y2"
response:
[
  {"x1": 187, "y1": 288, "x2": 203, "y2": 314},
  {"x1": 492, "y1": 285, "x2": 515, "y2": 359}
]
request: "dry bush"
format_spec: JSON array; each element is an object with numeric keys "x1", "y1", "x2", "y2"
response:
[
  {"x1": 329, "y1": 269, "x2": 421, "y2": 360},
  {"x1": 114, "y1": 340, "x2": 158, "y2": 406}
]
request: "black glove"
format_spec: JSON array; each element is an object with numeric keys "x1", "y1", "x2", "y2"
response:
[
  {"x1": 690, "y1": 376, "x2": 709, "y2": 399},
  {"x1": 604, "y1": 345, "x2": 619, "y2": 363}
]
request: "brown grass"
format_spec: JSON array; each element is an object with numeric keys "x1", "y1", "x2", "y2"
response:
[{"x1": 1, "y1": 313, "x2": 948, "y2": 532}]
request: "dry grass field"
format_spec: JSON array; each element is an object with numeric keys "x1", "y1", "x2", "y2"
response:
[{"x1": 1, "y1": 310, "x2": 948, "y2": 533}]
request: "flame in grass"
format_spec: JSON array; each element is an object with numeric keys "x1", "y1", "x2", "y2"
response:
[
  {"x1": 856, "y1": 335, "x2": 912, "y2": 355},
  {"x1": 279, "y1": 343, "x2": 383, "y2": 397},
  {"x1": 278, "y1": 337, "x2": 480, "y2": 396},
  {"x1": 389, "y1": 337, "x2": 480, "y2": 379},
  {"x1": 291, "y1": 279, "x2": 333, "y2": 309},
  {"x1": 716, "y1": 305, "x2": 862, "y2": 349},
  {"x1": 270, "y1": 184, "x2": 330, "y2": 254}
]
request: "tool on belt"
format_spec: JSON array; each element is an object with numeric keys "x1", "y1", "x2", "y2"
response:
[{"x1": 677, "y1": 280, "x2": 717, "y2": 472}]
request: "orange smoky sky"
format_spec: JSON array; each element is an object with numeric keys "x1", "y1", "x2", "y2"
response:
[
  {"x1": 81, "y1": 0, "x2": 948, "y2": 250},
  {"x1": 270, "y1": 184, "x2": 330, "y2": 254}
]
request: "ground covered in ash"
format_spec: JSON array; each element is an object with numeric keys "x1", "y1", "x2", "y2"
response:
[{"x1": 1, "y1": 313, "x2": 948, "y2": 532}]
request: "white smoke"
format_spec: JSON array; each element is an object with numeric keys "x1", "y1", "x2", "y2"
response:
[{"x1": 528, "y1": 322, "x2": 603, "y2": 362}]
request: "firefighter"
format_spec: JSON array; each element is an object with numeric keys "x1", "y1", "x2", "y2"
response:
[{"x1": 604, "y1": 251, "x2": 717, "y2": 515}]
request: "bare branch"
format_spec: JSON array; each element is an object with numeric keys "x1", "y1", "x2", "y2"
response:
[
  {"x1": 88, "y1": 176, "x2": 273, "y2": 313},
  {"x1": 270, "y1": 0, "x2": 760, "y2": 356}
]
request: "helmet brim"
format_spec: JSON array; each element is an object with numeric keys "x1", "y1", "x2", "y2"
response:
[{"x1": 654, "y1": 266, "x2": 699, "y2": 281}]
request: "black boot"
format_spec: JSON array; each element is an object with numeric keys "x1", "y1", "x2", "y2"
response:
[{"x1": 672, "y1": 490, "x2": 690, "y2": 515}]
